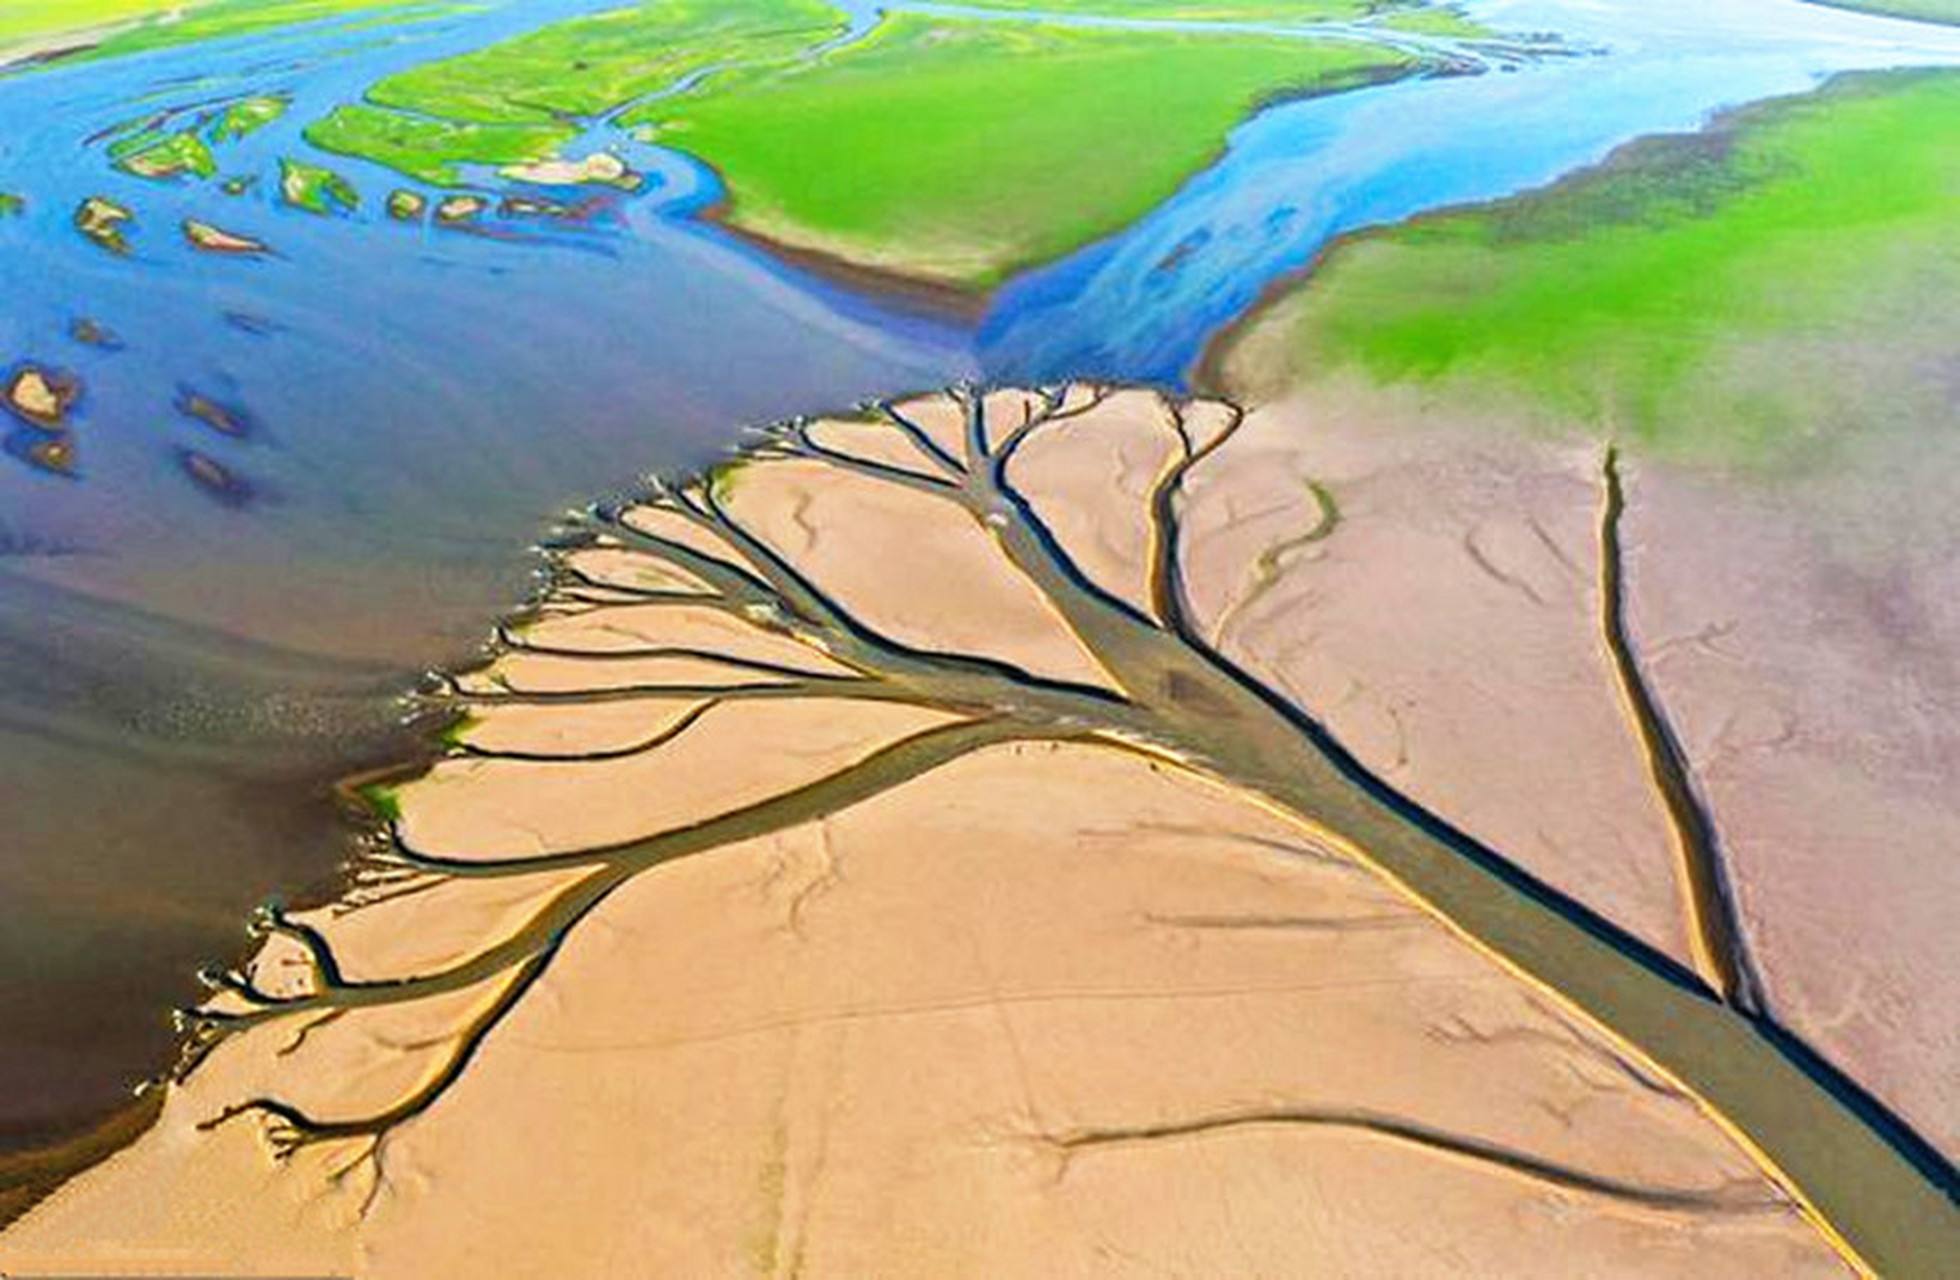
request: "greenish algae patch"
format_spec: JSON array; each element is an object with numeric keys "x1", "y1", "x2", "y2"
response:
[
  {"x1": 1215, "y1": 69, "x2": 1960, "y2": 466},
  {"x1": 633, "y1": 14, "x2": 1415, "y2": 288},
  {"x1": 209, "y1": 95, "x2": 289, "y2": 142},
  {"x1": 356, "y1": 782, "x2": 402, "y2": 822},
  {"x1": 0, "y1": 0, "x2": 188, "y2": 46},
  {"x1": 279, "y1": 157, "x2": 359, "y2": 214},
  {"x1": 0, "y1": 193, "x2": 23, "y2": 216},
  {"x1": 436, "y1": 711, "x2": 481, "y2": 748}
]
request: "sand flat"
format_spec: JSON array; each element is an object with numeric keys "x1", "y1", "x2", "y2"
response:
[
  {"x1": 1617, "y1": 445, "x2": 1960, "y2": 1155},
  {"x1": 0, "y1": 386, "x2": 1880, "y2": 1276},
  {"x1": 0, "y1": 746, "x2": 1837, "y2": 1277}
]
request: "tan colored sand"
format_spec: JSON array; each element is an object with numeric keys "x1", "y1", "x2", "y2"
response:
[
  {"x1": 182, "y1": 219, "x2": 268, "y2": 254},
  {"x1": 0, "y1": 385, "x2": 1852, "y2": 1276},
  {"x1": 1006, "y1": 388, "x2": 1183, "y2": 617},
  {"x1": 723, "y1": 456, "x2": 1119, "y2": 690},
  {"x1": 514, "y1": 601, "x2": 859, "y2": 675},
  {"x1": 6, "y1": 366, "x2": 66, "y2": 424},
  {"x1": 561, "y1": 543, "x2": 714, "y2": 595},
  {"x1": 1205, "y1": 360, "x2": 1960, "y2": 1162},
  {"x1": 402, "y1": 698, "x2": 960, "y2": 860},
  {"x1": 1177, "y1": 383, "x2": 1693, "y2": 966},
  {"x1": 1615, "y1": 443, "x2": 1960, "y2": 1155},
  {"x1": 0, "y1": 743, "x2": 1835, "y2": 1277},
  {"x1": 501, "y1": 152, "x2": 631, "y2": 187},
  {"x1": 886, "y1": 390, "x2": 971, "y2": 462},
  {"x1": 456, "y1": 695, "x2": 712, "y2": 757},
  {"x1": 804, "y1": 413, "x2": 952, "y2": 478}
]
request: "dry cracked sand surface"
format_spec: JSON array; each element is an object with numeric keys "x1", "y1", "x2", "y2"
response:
[{"x1": 2, "y1": 385, "x2": 1948, "y2": 1276}]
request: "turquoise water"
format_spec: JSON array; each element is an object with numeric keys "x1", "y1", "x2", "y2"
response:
[{"x1": 0, "y1": 0, "x2": 1953, "y2": 1145}]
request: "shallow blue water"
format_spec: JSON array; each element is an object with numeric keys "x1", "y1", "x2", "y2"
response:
[
  {"x1": 0, "y1": 0, "x2": 1954, "y2": 1140},
  {"x1": 0, "y1": 0, "x2": 967, "y2": 626},
  {"x1": 979, "y1": 0, "x2": 1960, "y2": 382}
]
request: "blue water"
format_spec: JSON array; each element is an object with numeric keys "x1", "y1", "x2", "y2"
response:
[
  {"x1": 0, "y1": 0, "x2": 1954, "y2": 1141},
  {"x1": 980, "y1": 0, "x2": 1960, "y2": 381}
]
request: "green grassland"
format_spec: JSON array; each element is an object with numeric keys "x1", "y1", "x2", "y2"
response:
[
  {"x1": 364, "y1": 0, "x2": 844, "y2": 121},
  {"x1": 3, "y1": 0, "x2": 431, "y2": 65},
  {"x1": 950, "y1": 1, "x2": 1380, "y2": 18},
  {"x1": 303, "y1": 0, "x2": 844, "y2": 183},
  {"x1": 1373, "y1": 5, "x2": 1491, "y2": 37},
  {"x1": 1804, "y1": 0, "x2": 1960, "y2": 24},
  {"x1": 111, "y1": 128, "x2": 218, "y2": 179},
  {"x1": 0, "y1": 1, "x2": 184, "y2": 46},
  {"x1": 1219, "y1": 69, "x2": 1960, "y2": 465},
  {"x1": 210, "y1": 95, "x2": 290, "y2": 141},
  {"x1": 631, "y1": 15, "x2": 1413, "y2": 286},
  {"x1": 912, "y1": 2, "x2": 1494, "y2": 36},
  {"x1": 306, "y1": 104, "x2": 575, "y2": 185}
]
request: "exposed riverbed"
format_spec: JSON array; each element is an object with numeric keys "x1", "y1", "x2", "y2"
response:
[{"x1": 0, "y1": 0, "x2": 1954, "y2": 1153}]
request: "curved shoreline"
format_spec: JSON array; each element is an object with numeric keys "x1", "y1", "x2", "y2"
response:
[{"x1": 1190, "y1": 65, "x2": 1956, "y2": 403}]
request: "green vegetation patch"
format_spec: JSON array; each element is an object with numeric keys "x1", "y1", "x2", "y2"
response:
[
  {"x1": 0, "y1": 193, "x2": 23, "y2": 216},
  {"x1": 302, "y1": 0, "x2": 845, "y2": 187},
  {"x1": 437, "y1": 712, "x2": 482, "y2": 747},
  {"x1": 1803, "y1": 0, "x2": 1960, "y2": 24},
  {"x1": 634, "y1": 14, "x2": 1413, "y2": 286},
  {"x1": 111, "y1": 128, "x2": 218, "y2": 179},
  {"x1": 0, "y1": 1, "x2": 189, "y2": 47},
  {"x1": 950, "y1": 1, "x2": 1380, "y2": 17},
  {"x1": 355, "y1": 782, "x2": 402, "y2": 821},
  {"x1": 8, "y1": 0, "x2": 445, "y2": 69},
  {"x1": 361, "y1": 0, "x2": 846, "y2": 124},
  {"x1": 209, "y1": 95, "x2": 290, "y2": 142},
  {"x1": 306, "y1": 103, "x2": 572, "y2": 185},
  {"x1": 279, "y1": 157, "x2": 360, "y2": 213},
  {"x1": 949, "y1": 1, "x2": 1487, "y2": 28},
  {"x1": 1373, "y1": 5, "x2": 1491, "y2": 37},
  {"x1": 1228, "y1": 69, "x2": 1960, "y2": 465}
]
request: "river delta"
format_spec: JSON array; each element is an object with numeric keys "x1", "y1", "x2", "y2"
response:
[{"x1": 1, "y1": 0, "x2": 1957, "y2": 1272}]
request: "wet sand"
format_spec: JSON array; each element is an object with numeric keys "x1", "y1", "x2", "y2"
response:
[
  {"x1": 1203, "y1": 343, "x2": 1960, "y2": 1165},
  {"x1": 0, "y1": 569, "x2": 441, "y2": 1152},
  {"x1": 8, "y1": 385, "x2": 1949, "y2": 1275}
]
